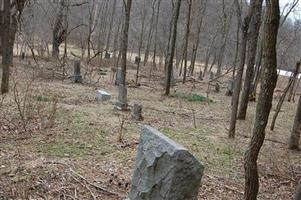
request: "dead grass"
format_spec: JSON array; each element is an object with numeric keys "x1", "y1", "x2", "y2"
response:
[{"x1": 0, "y1": 58, "x2": 300, "y2": 199}]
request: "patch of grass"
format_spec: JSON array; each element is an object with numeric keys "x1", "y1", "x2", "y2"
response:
[
  {"x1": 170, "y1": 92, "x2": 212, "y2": 103},
  {"x1": 38, "y1": 139, "x2": 90, "y2": 158},
  {"x1": 35, "y1": 95, "x2": 50, "y2": 102}
]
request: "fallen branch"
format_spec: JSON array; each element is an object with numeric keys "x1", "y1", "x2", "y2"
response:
[{"x1": 44, "y1": 161, "x2": 120, "y2": 197}]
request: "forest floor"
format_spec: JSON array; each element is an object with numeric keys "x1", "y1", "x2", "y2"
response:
[{"x1": 0, "y1": 58, "x2": 300, "y2": 200}]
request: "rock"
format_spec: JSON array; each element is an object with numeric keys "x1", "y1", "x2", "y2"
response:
[
  {"x1": 96, "y1": 90, "x2": 111, "y2": 101},
  {"x1": 131, "y1": 103, "x2": 143, "y2": 121},
  {"x1": 115, "y1": 85, "x2": 128, "y2": 111},
  {"x1": 73, "y1": 60, "x2": 82, "y2": 83},
  {"x1": 127, "y1": 126, "x2": 204, "y2": 200},
  {"x1": 225, "y1": 79, "x2": 234, "y2": 96}
]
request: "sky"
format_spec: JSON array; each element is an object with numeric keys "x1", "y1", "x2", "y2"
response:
[{"x1": 279, "y1": 0, "x2": 301, "y2": 20}]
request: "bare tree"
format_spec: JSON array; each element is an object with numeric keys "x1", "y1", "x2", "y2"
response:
[
  {"x1": 182, "y1": 0, "x2": 193, "y2": 84},
  {"x1": 229, "y1": 0, "x2": 257, "y2": 138},
  {"x1": 237, "y1": 0, "x2": 263, "y2": 120},
  {"x1": 244, "y1": 1, "x2": 280, "y2": 199},
  {"x1": 289, "y1": 91, "x2": 301, "y2": 150},
  {"x1": 1, "y1": 0, "x2": 27, "y2": 94},
  {"x1": 164, "y1": 0, "x2": 181, "y2": 95}
]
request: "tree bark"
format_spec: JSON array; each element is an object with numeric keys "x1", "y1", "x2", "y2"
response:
[
  {"x1": 189, "y1": 0, "x2": 207, "y2": 77},
  {"x1": 294, "y1": 180, "x2": 301, "y2": 200},
  {"x1": 289, "y1": 91, "x2": 301, "y2": 150},
  {"x1": 120, "y1": 0, "x2": 132, "y2": 86},
  {"x1": 164, "y1": 0, "x2": 181, "y2": 95},
  {"x1": 244, "y1": 1, "x2": 280, "y2": 199},
  {"x1": 182, "y1": 0, "x2": 193, "y2": 84},
  {"x1": 237, "y1": 0, "x2": 263, "y2": 120}
]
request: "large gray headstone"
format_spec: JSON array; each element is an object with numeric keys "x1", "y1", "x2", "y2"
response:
[{"x1": 127, "y1": 126, "x2": 204, "y2": 200}]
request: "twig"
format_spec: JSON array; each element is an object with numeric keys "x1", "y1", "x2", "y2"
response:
[{"x1": 44, "y1": 161, "x2": 119, "y2": 196}]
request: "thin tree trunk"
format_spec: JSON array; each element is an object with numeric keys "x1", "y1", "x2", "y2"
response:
[
  {"x1": 229, "y1": 0, "x2": 255, "y2": 138},
  {"x1": 1, "y1": 0, "x2": 12, "y2": 94},
  {"x1": 182, "y1": 0, "x2": 192, "y2": 84},
  {"x1": 237, "y1": 0, "x2": 263, "y2": 120},
  {"x1": 135, "y1": 0, "x2": 146, "y2": 85},
  {"x1": 289, "y1": 91, "x2": 301, "y2": 150},
  {"x1": 189, "y1": 0, "x2": 207, "y2": 77},
  {"x1": 165, "y1": 0, "x2": 181, "y2": 95},
  {"x1": 294, "y1": 181, "x2": 301, "y2": 200},
  {"x1": 270, "y1": 61, "x2": 300, "y2": 131},
  {"x1": 120, "y1": 0, "x2": 132, "y2": 86},
  {"x1": 244, "y1": 1, "x2": 280, "y2": 199},
  {"x1": 143, "y1": 0, "x2": 156, "y2": 67},
  {"x1": 105, "y1": 0, "x2": 117, "y2": 51}
]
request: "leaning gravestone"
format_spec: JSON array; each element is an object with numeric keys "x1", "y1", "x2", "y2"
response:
[
  {"x1": 126, "y1": 126, "x2": 204, "y2": 200},
  {"x1": 73, "y1": 60, "x2": 82, "y2": 83}
]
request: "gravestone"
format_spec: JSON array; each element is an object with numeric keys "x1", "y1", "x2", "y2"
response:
[
  {"x1": 198, "y1": 71, "x2": 203, "y2": 81},
  {"x1": 96, "y1": 90, "x2": 111, "y2": 102},
  {"x1": 209, "y1": 72, "x2": 214, "y2": 80},
  {"x1": 135, "y1": 56, "x2": 141, "y2": 65},
  {"x1": 73, "y1": 60, "x2": 82, "y2": 83},
  {"x1": 126, "y1": 126, "x2": 204, "y2": 200},
  {"x1": 225, "y1": 79, "x2": 234, "y2": 96},
  {"x1": 115, "y1": 85, "x2": 128, "y2": 111},
  {"x1": 131, "y1": 103, "x2": 143, "y2": 121},
  {"x1": 215, "y1": 82, "x2": 220, "y2": 93},
  {"x1": 105, "y1": 52, "x2": 111, "y2": 59}
]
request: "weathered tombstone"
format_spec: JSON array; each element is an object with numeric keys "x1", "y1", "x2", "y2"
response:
[
  {"x1": 73, "y1": 60, "x2": 82, "y2": 83},
  {"x1": 96, "y1": 90, "x2": 111, "y2": 102},
  {"x1": 126, "y1": 126, "x2": 204, "y2": 200},
  {"x1": 105, "y1": 52, "x2": 111, "y2": 59},
  {"x1": 131, "y1": 103, "x2": 143, "y2": 120},
  {"x1": 198, "y1": 71, "x2": 203, "y2": 81},
  {"x1": 115, "y1": 85, "x2": 128, "y2": 110},
  {"x1": 225, "y1": 79, "x2": 234, "y2": 96},
  {"x1": 21, "y1": 52, "x2": 25, "y2": 60},
  {"x1": 135, "y1": 56, "x2": 141, "y2": 65},
  {"x1": 209, "y1": 72, "x2": 214, "y2": 80},
  {"x1": 215, "y1": 82, "x2": 220, "y2": 93}
]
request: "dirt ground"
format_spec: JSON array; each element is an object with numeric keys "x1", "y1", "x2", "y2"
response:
[{"x1": 0, "y1": 58, "x2": 300, "y2": 200}]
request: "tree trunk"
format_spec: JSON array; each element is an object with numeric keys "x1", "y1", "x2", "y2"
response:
[
  {"x1": 237, "y1": 0, "x2": 263, "y2": 120},
  {"x1": 150, "y1": 0, "x2": 161, "y2": 80},
  {"x1": 1, "y1": 0, "x2": 12, "y2": 94},
  {"x1": 164, "y1": 0, "x2": 181, "y2": 95},
  {"x1": 182, "y1": 0, "x2": 192, "y2": 84},
  {"x1": 143, "y1": 0, "x2": 156, "y2": 67},
  {"x1": 289, "y1": 91, "x2": 301, "y2": 150},
  {"x1": 135, "y1": 0, "x2": 146, "y2": 85},
  {"x1": 229, "y1": 0, "x2": 256, "y2": 138},
  {"x1": 294, "y1": 181, "x2": 301, "y2": 200},
  {"x1": 270, "y1": 61, "x2": 300, "y2": 131},
  {"x1": 244, "y1": 1, "x2": 280, "y2": 199},
  {"x1": 105, "y1": 0, "x2": 117, "y2": 51},
  {"x1": 120, "y1": 0, "x2": 132, "y2": 86},
  {"x1": 189, "y1": 0, "x2": 207, "y2": 77}
]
